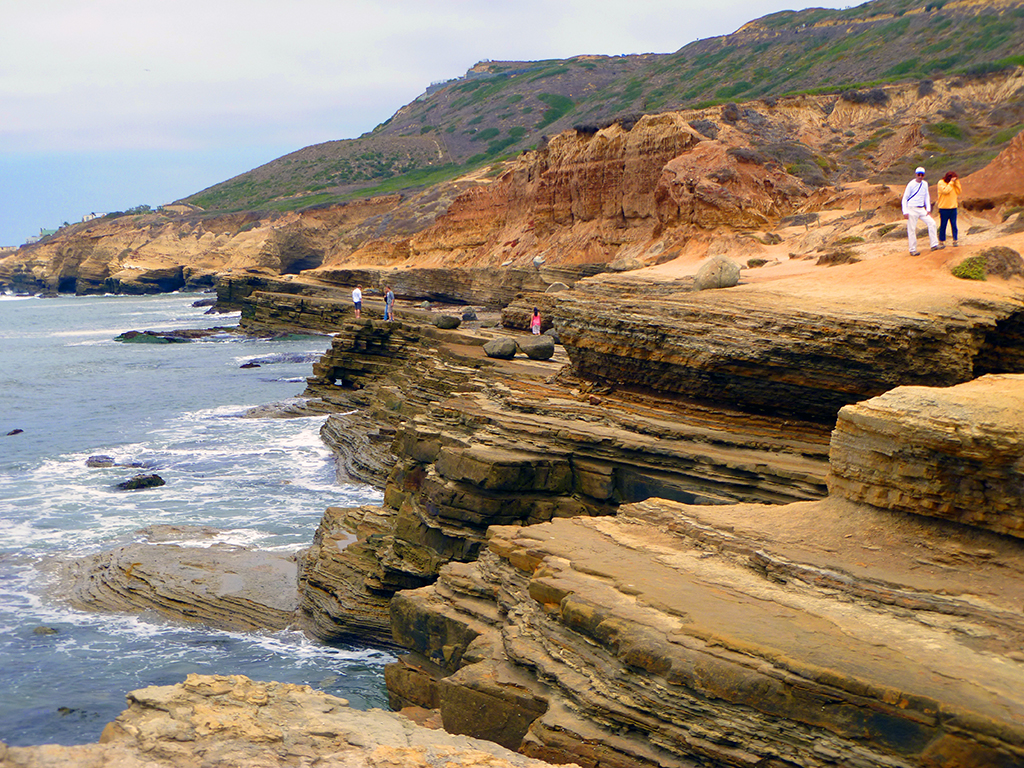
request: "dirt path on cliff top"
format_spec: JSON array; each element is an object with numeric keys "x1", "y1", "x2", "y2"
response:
[{"x1": 635, "y1": 198, "x2": 1024, "y2": 311}]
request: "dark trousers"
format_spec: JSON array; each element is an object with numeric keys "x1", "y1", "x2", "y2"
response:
[{"x1": 939, "y1": 208, "x2": 958, "y2": 242}]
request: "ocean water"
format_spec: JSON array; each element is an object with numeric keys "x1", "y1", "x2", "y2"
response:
[{"x1": 0, "y1": 293, "x2": 389, "y2": 747}]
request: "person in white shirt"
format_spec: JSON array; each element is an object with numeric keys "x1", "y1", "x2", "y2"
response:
[
  {"x1": 901, "y1": 167, "x2": 938, "y2": 255},
  {"x1": 352, "y1": 286, "x2": 362, "y2": 318}
]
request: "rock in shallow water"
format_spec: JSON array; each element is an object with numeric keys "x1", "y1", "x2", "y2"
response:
[
  {"x1": 115, "y1": 474, "x2": 165, "y2": 491},
  {"x1": 54, "y1": 542, "x2": 299, "y2": 632}
]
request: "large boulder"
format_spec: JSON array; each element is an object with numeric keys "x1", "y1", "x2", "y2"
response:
[
  {"x1": 693, "y1": 256, "x2": 741, "y2": 290},
  {"x1": 517, "y1": 335, "x2": 555, "y2": 360},
  {"x1": 484, "y1": 337, "x2": 518, "y2": 360},
  {"x1": 435, "y1": 315, "x2": 462, "y2": 330}
]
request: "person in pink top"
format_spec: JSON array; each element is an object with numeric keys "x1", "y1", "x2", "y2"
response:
[{"x1": 531, "y1": 307, "x2": 541, "y2": 335}]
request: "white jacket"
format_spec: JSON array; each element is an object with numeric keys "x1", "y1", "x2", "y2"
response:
[{"x1": 901, "y1": 179, "x2": 931, "y2": 214}]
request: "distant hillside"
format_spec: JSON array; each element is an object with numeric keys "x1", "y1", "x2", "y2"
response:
[{"x1": 184, "y1": 0, "x2": 1024, "y2": 213}]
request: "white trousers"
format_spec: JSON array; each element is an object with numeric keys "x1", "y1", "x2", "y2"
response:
[{"x1": 906, "y1": 208, "x2": 938, "y2": 252}]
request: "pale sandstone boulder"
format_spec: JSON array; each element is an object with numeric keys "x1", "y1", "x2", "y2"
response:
[
  {"x1": 0, "y1": 674, "x2": 570, "y2": 768},
  {"x1": 692, "y1": 255, "x2": 741, "y2": 290}
]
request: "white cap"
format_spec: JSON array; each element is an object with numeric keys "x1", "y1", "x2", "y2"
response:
[{"x1": 915, "y1": 167, "x2": 926, "y2": 174}]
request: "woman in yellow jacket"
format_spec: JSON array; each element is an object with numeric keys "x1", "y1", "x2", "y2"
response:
[{"x1": 937, "y1": 171, "x2": 962, "y2": 248}]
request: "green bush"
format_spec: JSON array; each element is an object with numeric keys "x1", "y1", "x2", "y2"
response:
[
  {"x1": 951, "y1": 256, "x2": 986, "y2": 280},
  {"x1": 927, "y1": 121, "x2": 965, "y2": 140},
  {"x1": 535, "y1": 93, "x2": 575, "y2": 129},
  {"x1": 474, "y1": 127, "x2": 500, "y2": 142}
]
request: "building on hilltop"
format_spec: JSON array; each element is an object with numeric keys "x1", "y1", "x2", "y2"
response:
[{"x1": 24, "y1": 228, "x2": 57, "y2": 245}]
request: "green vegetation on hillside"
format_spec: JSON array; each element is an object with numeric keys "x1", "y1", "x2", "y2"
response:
[{"x1": 183, "y1": 0, "x2": 1024, "y2": 213}]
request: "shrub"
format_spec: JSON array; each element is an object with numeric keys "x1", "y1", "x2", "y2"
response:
[
  {"x1": 726, "y1": 147, "x2": 768, "y2": 164},
  {"x1": 535, "y1": 93, "x2": 574, "y2": 129},
  {"x1": 836, "y1": 236, "x2": 865, "y2": 245},
  {"x1": 978, "y1": 246, "x2": 1024, "y2": 278},
  {"x1": 927, "y1": 121, "x2": 965, "y2": 140},
  {"x1": 817, "y1": 248, "x2": 860, "y2": 266},
  {"x1": 840, "y1": 88, "x2": 888, "y2": 105},
  {"x1": 747, "y1": 258, "x2": 769, "y2": 268},
  {"x1": 951, "y1": 256, "x2": 986, "y2": 280},
  {"x1": 689, "y1": 119, "x2": 719, "y2": 139},
  {"x1": 878, "y1": 223, "x2": 900, "y2": 236}
]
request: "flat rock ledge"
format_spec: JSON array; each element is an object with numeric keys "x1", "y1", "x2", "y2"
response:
[
  {"x1": 0, "y1": 674, "x2": 571, "y2": 768},
  {"x1": 52, "y1": 539, "x2": 299, "y2": 632},
  {"x1": 384, "y1": 374, "x2": 1024, "y2": 767}
]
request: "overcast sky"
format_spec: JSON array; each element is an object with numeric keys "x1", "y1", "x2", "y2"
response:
[{"x1": 0, "y1": 0, "x2": 849, "y2": 247}]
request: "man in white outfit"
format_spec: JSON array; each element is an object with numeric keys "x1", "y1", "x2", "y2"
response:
[{"x1": 901, "y1": 166, "x2": 938, "y2": 255}]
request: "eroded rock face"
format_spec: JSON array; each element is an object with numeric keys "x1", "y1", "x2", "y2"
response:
[
  {"x1": 0, "y1": 674, "x2": 568, "y2": 768},
  {"x1": 386, "y1": 495, "x2": 1024, "y2": 767},
  {"x1": 296, "y1": 309, "x2": 834, "y2": 642},
  {"x1": 555, "y1": 273, "x2": 1024, "y2": 422},
  {"x1": 829, "y1": 373, "x2": 1024, "y2": 537},
  {"x1": 383, "y1": 377, "x2": 1024, "y2": 765}
]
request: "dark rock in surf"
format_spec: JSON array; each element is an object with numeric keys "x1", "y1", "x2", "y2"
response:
[{"x1": 116, "y1": 474, "x2": 166, "y2": 491}]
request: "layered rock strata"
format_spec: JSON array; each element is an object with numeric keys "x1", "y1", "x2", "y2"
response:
[
  {"x1": 0, "y1": 674, "x2": 569, "y2": 768},
  {"x1": 297, "y1": 313, "x2": 834, "y2": 644},
  {"x1": 218, "y1": 265, "x2": 607, "y2": 315},
  {"x1": 829, "y1": 373, "x2": 1024, "y2": 538},
  {"x1": 555, "y1": 269, "x2": 1024, "y2": 422},
  {"x1": 53, "y1": 539, "x2": 299, "y2": 632},
  {"x1": 383, "y1": 374, "x2": 1024, "y2": 767}
]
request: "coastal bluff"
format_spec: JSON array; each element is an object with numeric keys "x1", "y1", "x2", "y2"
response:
[{"x1": 46, "y1": 246, "x2": 1024, "y2": 765}]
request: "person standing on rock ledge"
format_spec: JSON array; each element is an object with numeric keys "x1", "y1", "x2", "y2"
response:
[
  {"x1": 937, "y1": 170, "x2": 962, "y2": 248},
  {"x1": 384, "y1": 286, "x2": 395, "y2": 321},
  {"x1": 352, "y1": 286, "x2": 362, "y2": 319},
  {"x1": 531, "y1": 307, "x2": 542, "y2": 335},
  {"x1": 901, "y1": 166, "x2": 939, "y2": 255}
]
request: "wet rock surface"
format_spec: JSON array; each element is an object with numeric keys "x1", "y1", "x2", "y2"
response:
[{"x1": 54, "y1": 537, "x2": 299, "y2": 632}]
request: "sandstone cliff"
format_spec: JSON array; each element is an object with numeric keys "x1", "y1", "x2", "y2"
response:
[{"x1": 3, "y1": 72, "x2": 1023, "y2": 301}]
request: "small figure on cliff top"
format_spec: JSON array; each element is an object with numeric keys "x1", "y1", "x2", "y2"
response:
[
  {"x1": 384, "y1": 286, "x2": 395, "y2": 321},
  {"x1": 352, "y1": 286, "x2": 362, "y2": 319},
  {"x1": 531, "y1": 307, "x2": 541, "y2": 335},
  {"x1": 937, "y1": 170, "x2": 962, "y2": 249},
  {"x1": 901, "y1": 167, "x2": 939, "y2": 256}
]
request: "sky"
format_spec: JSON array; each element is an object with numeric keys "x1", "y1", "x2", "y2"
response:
[{"x1": 0, "y1": 0, "x2": 851, "y2": 247}]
